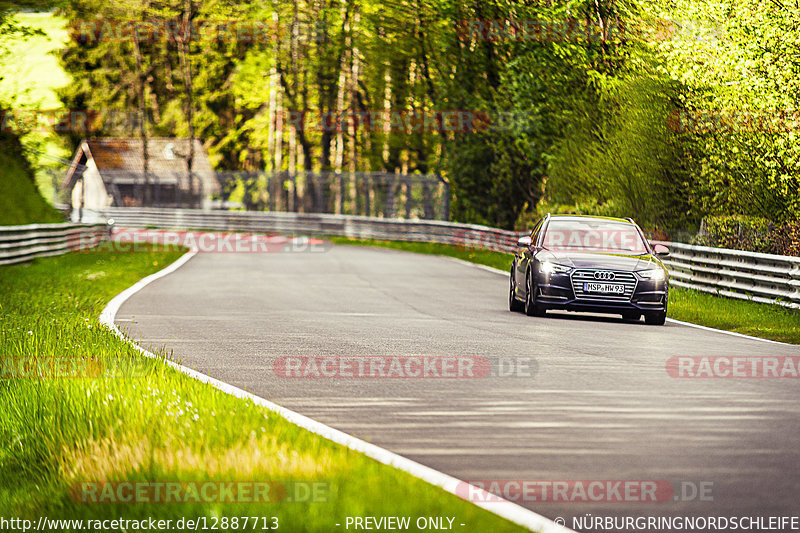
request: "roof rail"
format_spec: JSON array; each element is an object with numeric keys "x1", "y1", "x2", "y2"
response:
[{"x1": 625, "y1": 217, "x2": 635, "y2": 224}]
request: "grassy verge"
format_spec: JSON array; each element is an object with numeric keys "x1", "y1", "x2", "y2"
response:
[
  {"x1": 667, "y1": 288, "x2": 800, "y2": 344},
  {"x1": 331, "y1": 237, "x2": 800, "y2": 344},
  {"x1": 0, "y1": 246, "x2": 526, "y2": 532}
]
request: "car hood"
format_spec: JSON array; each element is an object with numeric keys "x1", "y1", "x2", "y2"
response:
[{"x1": 540, "y1": 250, "x2": 662, "y2": 271}]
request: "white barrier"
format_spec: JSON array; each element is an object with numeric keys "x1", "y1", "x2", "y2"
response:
[
  {"x1": 83, "y1": 207, "x2": 525, "y2": 253},
  {"x1": 0, "y1": 223, "x2": 108, "y2": 266},
  {"x1": 655, "y1": 241, "x2": 800, "y2": 309},
  {"x1": 81, "y1": 207, "x2": 800, "y2": 308}
]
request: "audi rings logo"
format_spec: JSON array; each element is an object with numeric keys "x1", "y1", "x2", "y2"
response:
[{"x1": 594, "y1": 271, "x2": 616, "y2": 281}]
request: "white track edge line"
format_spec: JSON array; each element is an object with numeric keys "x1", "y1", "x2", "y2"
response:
[
  {"x1": 448, "y1": 256, "x2": 797, "y2": 347},
  {"x1": 663, "y1": 318, "x2": 794, "y2": 346},
  {"x1": 446, "y1": 257, "x2": 508, "y2": 276},
  {"x1": 99, "y1": 250, "x2": 574, "y2": 533}
]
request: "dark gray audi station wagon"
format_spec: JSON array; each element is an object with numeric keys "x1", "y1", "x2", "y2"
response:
[{"x1": 509, "y1": 214, "x2": 670, "y2": 325}]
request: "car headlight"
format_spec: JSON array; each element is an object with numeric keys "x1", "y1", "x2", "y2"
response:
[
  {"x1": 540, "y1": 261, "x2": 571, "y2": 274},
  {"x1": 638, "y1": 268, "x2": 666, "y2": 281}
]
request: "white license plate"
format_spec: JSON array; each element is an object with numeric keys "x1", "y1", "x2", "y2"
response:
[{"x1": 584, "y1": 282, "x2": 625, "y2": 294}]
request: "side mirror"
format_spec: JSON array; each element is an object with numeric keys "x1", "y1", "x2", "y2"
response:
[
  {"x1": 517, "y1": 236, "x2": 532, "y2": 248},
  {"x1": 653, "y1": 243, "x2": 670, "y2": 257}
]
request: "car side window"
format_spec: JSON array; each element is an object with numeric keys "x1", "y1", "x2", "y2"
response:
[{"x1": 530, "y1": 219, "x2": 543, "y2": 248}]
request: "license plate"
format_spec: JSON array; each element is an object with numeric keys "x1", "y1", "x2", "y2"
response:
[{"x1": 584, "y1": 282, "x2": 625, "y2": 294}]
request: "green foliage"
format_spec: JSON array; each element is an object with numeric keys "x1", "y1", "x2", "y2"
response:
[
  {"x1": 544, "y1": 74, "x2": 698, "y2": 233},
  {"x1": 4, "y1": 0, "x2": 798, "y2": 233},
  {"x1": 0, "y1": 129, "x2": 63, "y2": 225},
  {"x1": 659, "y1": 0, "x2": 800, "y2": 223},
  {"x1": 692, "y1": 214, "x2": 772, "y2": 252},
  {"x1": 0, "y1": 10, "x2": 73, "y2": 204},
  {"x1": 514, "y1": 198, "x2": 622, "y2": 231},
  {"x1": 693, "y1": 215, "x2": 800, "y2": 257},
  {"x1": 442, "y1": 0, "x2": 641, "y2": 228},
  {"x1": 53, "y1": 0, "x2": 662, "y2": 228},
  {"x1": 771, "y1": 222, "x2": 800, "y2": 257}
]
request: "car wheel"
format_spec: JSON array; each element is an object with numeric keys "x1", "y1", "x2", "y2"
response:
[
  {"x1": 524, "y1": 270, "x2": 546, "y2": 317},
  {"x1": 644, "y1": 311, "x2": 667, "y2": 325},
  {"x1": 509, "y1": 267, "x2": 524, "y2": 312},
  {"x1": 622, "y1": 311, "x2": 641, "y2": 322}
]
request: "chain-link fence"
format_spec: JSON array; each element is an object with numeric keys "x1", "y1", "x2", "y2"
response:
[
  {"x1": 52, "y1": 168, "x2": 450, "y2": 220},
  {"x1": 215, "y1": 171, "x2": 449, "y2": 220}
]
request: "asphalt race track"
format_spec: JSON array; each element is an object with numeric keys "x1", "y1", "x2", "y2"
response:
[{"x1": 117, "y1": 243, "x2": 800, "y2": 531}]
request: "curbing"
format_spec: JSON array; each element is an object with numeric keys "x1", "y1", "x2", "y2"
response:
[{"x1": 99, "y1": 250, "x2": 575, "y2": 533}]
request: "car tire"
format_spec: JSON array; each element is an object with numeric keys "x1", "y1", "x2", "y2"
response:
[
  {"x1": 509, "y1": 267, "x2": 524, "y2": 312},
  {"x1": 644, "y1": 311, "x2": 667, "y2": 325},
  {"x1": 524, "y1": 270, "x2": 546, "y2": 317}
]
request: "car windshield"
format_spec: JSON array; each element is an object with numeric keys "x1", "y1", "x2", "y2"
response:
[{"x1": 542, "y1": 219, "x2": 648, "y2": 254}]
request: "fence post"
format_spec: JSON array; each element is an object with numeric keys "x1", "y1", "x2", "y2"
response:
[
  {"x1": 438, "y1": 174, "x2": 450, "y2": 221},
  {"x1": 268, "y1": 172, "x2": 275, "y2": 212},
  {"x1": 384, "y1": 176, "x2": 395, "y2": 218},
  {"x1": 339, "y1": 172, "x2": 346, "y2": 215},
  {"x1": 422, "y1": 180, "x2": 432, "y2": 220},
  {"x1": 364, "y1": 174, "x2": 371, "y2": 217},
  {"x1": 404, "y1": 175, "x2": 412, "y2": 219}
]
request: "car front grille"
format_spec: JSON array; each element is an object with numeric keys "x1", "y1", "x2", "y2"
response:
[{"x1": 571, "y1": 269, "x2": 637, "y2": 302}]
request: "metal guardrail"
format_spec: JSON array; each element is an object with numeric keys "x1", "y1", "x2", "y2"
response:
[
  {"x1": 0, "y1": 223, "x2": 109, "y2": 266},
  {"x1": 81, "y1": 207, "x2": 800, "y2": 308},
  {"x1": 82, "y1": 207, "x2": 524, "y2": 254},
  {"x1": 655, "y1": 241, "x2": 800, "y2": 309}
]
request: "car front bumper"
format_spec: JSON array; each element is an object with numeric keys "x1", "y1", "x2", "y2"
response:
[{"x1": 534, "y1": 270, "x2": 668, "y2": 314}]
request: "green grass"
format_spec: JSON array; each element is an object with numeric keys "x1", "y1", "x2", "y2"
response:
[
  {"x1": 0, "y1": 147, "x2": 63, "y2": 225},
  {"x1": 0, "y1": 247, "x2": 527, "y2": 532},
  {"x1": 668, "y1": 288, "x2": 800, "y2": 344},
  {"x1": 331, "y1": 237, "x2": 800, "y2": 344}
]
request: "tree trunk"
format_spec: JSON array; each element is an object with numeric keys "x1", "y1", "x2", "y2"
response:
[
  {"x1": 177, "y1": 0, "x2": 196, "y2": 207},
  {"x1": 132, "y1": 23, "x2": 150, "y2": 207}
]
